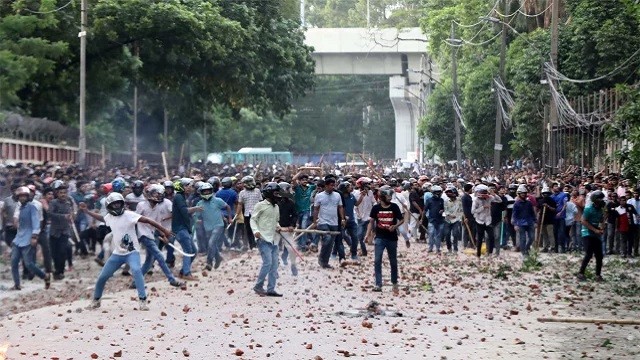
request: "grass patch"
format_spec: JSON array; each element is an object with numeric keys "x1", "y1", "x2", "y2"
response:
[
  {"x1": 494, "y1": 264, "x2": 512, "y2": 280},
  {"x1": 521, "y1": 251, "x2": 543, "y2": 272}
]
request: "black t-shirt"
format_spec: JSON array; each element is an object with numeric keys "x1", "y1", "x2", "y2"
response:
[
  {"x1": 369, "y1": 203, "x2": 403, "y2": 241},
  {"x1": 537, "y1": 196, "x2": 557, "y2": 225},
  {"x1": 409, "y1": 189, "x2": 424, "y2": 213}
]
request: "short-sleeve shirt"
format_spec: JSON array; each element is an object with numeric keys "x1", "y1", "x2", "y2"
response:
[
  {"x1": 104, "y1": 210, "x2": 142, "y2": 255},
  {"x1": 238, "y1": 189, "x2": 263, "y2": 216},
  {"x1": 581, "y1": 205, "x2": 603, "y2": 238},
  {"x1": 369, "y1": 203, "x2": 403, "y2": 241},
  {"x1": 314, "y1": 191, "x2": 343, "y2": 226}
]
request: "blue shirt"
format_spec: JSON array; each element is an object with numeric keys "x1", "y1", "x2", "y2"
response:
[
  {"x1": 551, "y1": 192, "x2": 568, "y2": 219},
  {"x1": 216, "y1": 188, "x2": 238, "y2": 217},
  {"x1": 172, "y1": 193, "x2": 192, "y2": 233},
  {"x1": 196, "y1": 197, "x2": 227, "y2": 231},
  {"x1": 14, "y1": 203, "x2": 40, "y2": 247},
  {"x1": 342, "y1": 193, "x2": 357, "y2": 223},
  {"x1": 424, "y1": 195, "x2": 445, "y2": 224},
  {"x1": 511, "y1": 198, "x2": 536, "y2": 227}
]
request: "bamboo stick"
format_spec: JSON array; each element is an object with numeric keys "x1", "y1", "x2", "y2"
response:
[{"x1": 538, "y1": 317, "x2": 640, "y2": 325}]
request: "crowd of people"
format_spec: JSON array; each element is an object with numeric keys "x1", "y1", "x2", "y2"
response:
[{"x1": 2, "y1": 159, "x2": 639, "y2": 308}]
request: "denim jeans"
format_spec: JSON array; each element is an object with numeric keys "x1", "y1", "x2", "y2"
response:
[
  {"x1": 317, "y1": 224, "x2": 339, "y2": 266},
  {"x1": 428, "y1": 222, "x2": 444, "y2": 252},
  {"x1": 255, "y1": 240, "x2": 279, "y2": 292},
  {"x1": 374, "y1": 237, "x2": 398, "y2": 288},
  {"x1": 139, "y1": 235, "x2": 176, "y2": 283},
  {"x1": 553, "y1": 218, "x2": 567, "y2": 252},
  {"x1": 605, "y1": 223, "x2": 616, "y2": 254},
  {"x1": 517, "y1": 225, "x2": 535, "y2": 256},
  {"x1": 296, "y1": 210, "x2": 312, "y2": 250},
  {"x1": 341, "y1": 221, "x2": 359, "y2": 259},
  {"x1": 443, "y1": 221, "x2": 461, "y2": 251},
  {"x1": 205, "y1": 226, "x2": 224, "y2": 265},
  {"x1": 196, "y1": 221, "x2": 207, "y2": 254},
  {"x1": 175, "y1": 229, "x2": 195, "y2": 275},
  {"x1": 50, "y1": 234, "x2": 69, "y2": 275},
  {"x1": 94, "y1": 251, "x2": 146, "y2": 300},
  {"x1": 568, "y1": 222, "x2": 582, "y2": 251},
  {"x1": 356, "y1": 219, "x2": 370, "y2": 255},
  {"x1": 12, "y1": 244, "x2": 45, "y2": 287}
]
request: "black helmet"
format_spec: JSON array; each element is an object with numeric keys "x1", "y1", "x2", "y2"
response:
[
  {"x1": 242, "y1": 176, "x2": 256, "y2": 190},
  {"x1": 221, "y1": 177, "x2": 233, "y2": 188},
  {"x1": 337, "y1": 181, "x2": 351, "y2": 194},
  {"x1": 378, "y1": 185, "x2": 394, "y2": 202},
  {"x1": 262, "y1": 182, "x2": 282, "y2": 202},
  {"x1": 389, "y1": 178, "x2": 398, "y2": 187},
  {"x1": 590, "y1": 190, "x2": 605, "y2": 204},
  {"x1": 208, "y1": 176, "x2": 221, "y2": 186},
  {"x1": 508, "y1": 183, "x2": 518, "y2": 191},
  {"x1": 132, "y1": 180, "x2": 144, "y2": 196}
]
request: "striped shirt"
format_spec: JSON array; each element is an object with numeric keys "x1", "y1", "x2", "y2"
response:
[{"x1": 238, "y1": 189, "x2": 263, "y2": 217}]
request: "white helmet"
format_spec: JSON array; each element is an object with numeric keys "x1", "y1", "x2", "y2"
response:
[
  {"x1": 15, "y1": 186, "x2": 30, "y2": 197},
  {"x1": 431, "y1": 185, "x2": 443, "y2": 193},
  {"x1": 475, "y1": 184, "x2": 489, "y2": 193},
  {"x1": 517, "y1": 185, "x2": 528, "y2": 194},
  {"x1": 105, "y1": 192, "x2": 126, "y2": 216}
]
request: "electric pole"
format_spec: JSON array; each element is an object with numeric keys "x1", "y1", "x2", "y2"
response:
[
  {"x1": 493, "y1": 0, "x2": 508, "y2": 171},
  {"x1": 451, "y1": 23, "x2": 462, "y2": 168},
  {"x1": 132, "y1": 45, "x2": 139, "y2": 167},
  {"x1": 549, "y1": 0, "x2": 559, "y2": 173},
  {"x1": 79, "y1": 0, "x2": 87, "y2": 166},
  {"x1": 300, "y1": 0, "x2": 305, "y2": 27}
]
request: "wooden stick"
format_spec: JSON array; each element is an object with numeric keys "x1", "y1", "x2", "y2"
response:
[
  {"x1": 179, "y1": 143, "x2": 185, "y2": 169},
  {"x1": 535, "y1": 205, "x2": 546, "y2": 251},
  {"x1": 161, "y1": 151, "x2": 170, "y2": 180},
  {"x1": 462, "y1": 217, "x2": 477, "y2": 248},
  {"x1": 281, "y1": 229, "x2": 340, "y2": 235},
  {"x1": 537, "y1": 317, "x2": 640, "y2": 325}
]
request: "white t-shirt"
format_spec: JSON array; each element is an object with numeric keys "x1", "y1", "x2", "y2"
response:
[
  {"x1": 353, "y1": 189, "x2": 374, "y2": 222},
  {"x1": 104, "y1": 210, "x2": 142, "y2": 255},
  {"x1": 125, "y1": 193, "x2": 146, "y2": 210},
  {"x1": 135, "y1": 199, "x2": 172, "y2": 238}
]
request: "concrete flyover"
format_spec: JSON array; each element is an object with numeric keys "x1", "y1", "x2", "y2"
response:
[{"x1": 304, "y1": 27, "x2": 437, "y2": 160}]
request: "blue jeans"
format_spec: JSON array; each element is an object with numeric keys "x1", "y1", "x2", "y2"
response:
[
  {"x1": 357, "y1": 219, "x2": 370, "y2": 255},
  {"x1": 139, "y1": 235, "x2": 176, "y2": 283},
  {"x1": 374, "y1": 237, "x2": 398, "y2": 288},
  {"x1": 255, "y1": 240, "x2": 279, "y2": 292},
  {"x1": 443, "y1": 222, "x2": 461, "y2": 251},
  {"x1": 517, "y1": 225, "x2": 535, "y2": 256},
  {"x1": 297, "y1": 210, "x2": 312, "y2": 250},
  {"x1": 317, "y1": 224, "x2": 339, "y2": 266},
  {"x1": 428, "y1": 222, "x2": 444, "y2": 252},
  {"x1": 94, "y1": 251, "x2": 146, "y2": 300},
  {"x1": 175, "y1": 229, "x2": 195, "y2": 276},
  {"x1": 12, "y1": 244, "x2": 45, "y2": 287},
  {"x1": 205, "y1": 226, "x2": 224, "y2": 265},
  {"x1": 553, "y1": 218, "x2": 567, "y2": 252},
  {"x1": 341, "y1": 221, "x2": 359, "y2": 259}
]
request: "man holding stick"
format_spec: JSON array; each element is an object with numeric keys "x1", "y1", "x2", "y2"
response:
[{"x1": 312, "y1": 177, "x2": 345, "y2": 269}]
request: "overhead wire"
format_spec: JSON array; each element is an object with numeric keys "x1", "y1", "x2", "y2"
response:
[
  {"x1": 22, "y1": 0, "x2": 74, "y2": 14},
  {"x1": 452, "y1": 0, "x2": 501, "y2": 28},
  {"x1": 544, "y1": 48, "x2": 640, "y2": 83}
]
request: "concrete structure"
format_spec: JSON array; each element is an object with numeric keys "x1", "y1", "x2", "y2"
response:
[{"x1": 304, "y1": 28, "x2": 436, "y2": 160}]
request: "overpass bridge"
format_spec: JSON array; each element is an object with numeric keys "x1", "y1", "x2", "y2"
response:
[{"x1": 304, "y1": 27, "x2": 437, "y2": 160}]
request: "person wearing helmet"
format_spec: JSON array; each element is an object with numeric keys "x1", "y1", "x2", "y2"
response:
[
  {"x1": 194, "y1": 183, "x2": 232, "y2": 271},
  {"x1": 408, "y1": 180, "x2": 426, "y2": 243},
  {"x1": 511, "y1": 185, "x2": 536, "y2": 257},
  {"x1": 577, "y1": 190, "x2": 606, "y2": 281},
  {"x1": 364, "y1": 185, "x2": 404, "y2": 293},
  {"x1": 216, "y1": 177, "x2": 239, "y2": 249},
  {"x1": 10, "y1": 186, "x2": 51, "y2": 290},
  {"x1": 133, "y1": 184, "x2": 184, "y2": 289},
  {"x1": 334, "y1": 181, "x2": 359, "y2": 261},
  {"x1": 424, "y1": 185, "x2": 445, "y2": 253},
  {"x1": 80, "y1": 192, "x2": 173, "y2": 311},
  {"x1": 461, "y1": 183, "x2": 475, "y2": 249},
  {"x1": 353, "y1": 177, "x2": 374, "y2": 256},
  {"x1": 163, "y1": 180, "x2": 175, "y2": 201},
  {"x1": 125, "y1": 180, "x2": 146, "y2": 211},
  {"x1": 237, "y1": 175, "x2": 263, "y2": 250},
  {"x1": 442, "y1": 186, "x2": 462, "y2": 253},
  {"x1": 312, "y1": 177, "x2": 345, "y2": 269},
  {"x1": 472, "y1": 184, "x2": 502, "y2": 259},
  {"x1": 292, "y1": 171, "x2": 317, "y2": 252},
  {"x1": 170, "y1": 177, "x2": 200, "y2": 280},
  {"x1": 537, "y1": 186, "x2": 557, "y2": 253},
  {"x1": 208, "y1": 176, "x2": 221, "y2": 193},
  {"x1": 252, "y1": 182, "x2": 284, "y2": 296},
  {"x1": 276, "y1": 182, "x2": 299, "y2": 276},
  {"x1": 111, "y1": 177, "x2": 126, "y2": 194},
  {"x1": 504, "y1": 184, "x2": 519, "y2": 250},
  {"x1": 48, "y1": 181, "x2": 74, "y2": 280},
  {"x1": 93, "y1": 183, "x2": 114, "y2": 266}
]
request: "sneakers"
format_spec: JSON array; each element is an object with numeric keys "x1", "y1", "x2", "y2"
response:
[
  {"x1": 253, "y1": 286, "x2": 266, "y2": 295},
  {"x1": 94, "y1": 257, "x2": 105, "y2": 267},
  {"x1": 169, "y1": 279, "x2": 186, "y2": 288},
  {"x1": 291, "y1": 265, "x2": 299, "y2": 277},
  {"x1": 53, "y1": 273, "x2": 65, "y2": 280},
  {"x1": 137, "y1": 299, "x2": 149, "y2": 311},
  {"x1": 179, "y1": 273, "x2": 199, "y2": 281},
  {"x1": 86, "y1": 299, "x2": 101, "y2": 310},
  {"x1": 204, "y1": 264, "x2": 213, "y2": 271},
  {"x1": 372, "y1": 286, "x2": 382, "y2": 292},
  {"x1": 214, "y1": 256, "x2": 223, "y2": 269},
  {"x1": 595, "y1": 275, "x2": 605, "y2": 282},
  {"x1": 576, "y1": 273, "x2": 586, "y2": 281},
  {"x1": 266, "y1": 291, "x2": 283, "y2": 297},
  {"x1": 10, "y1": 285, "x2": 21, "y2": 291},
  {"x1": 44, "y1": 273, "x2": 51, "y2": 290}
]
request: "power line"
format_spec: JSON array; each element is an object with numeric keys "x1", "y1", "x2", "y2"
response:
[
  {"x1": 22, "y1": 0, "x2": 74, "y2": 14},
  {"x1": 452, "y1": 0, "x2": 501, "y2": 28},
  {"x1": 544, "y1": 48, "x2": 640, "y2": 83}
]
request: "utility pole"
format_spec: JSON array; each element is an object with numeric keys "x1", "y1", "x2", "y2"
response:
[
  {"x1": 78, "y1": 0, "x2": 87, "y2": 166},
  {"x1": 493, "y1": 0, "x2": 508, "y2": 171},
  {"x1": 132, "y1": 45, "x2": 139, "y2": 167},
  {"x1": 451, "y1": 23, "x2": 462, "y2": 167},
  {"x1": 300, "y1": 0, "x2": 305, "y2": 27},
  {"x1": 163, "y1": 107, "x2": 169, "y2": 154},
  {"x1": 549, "y1": 0, "x2": 559, "y2": 173},
  {"x1": 366, "y1": 0, "x2": 371, "y2": 28}
]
